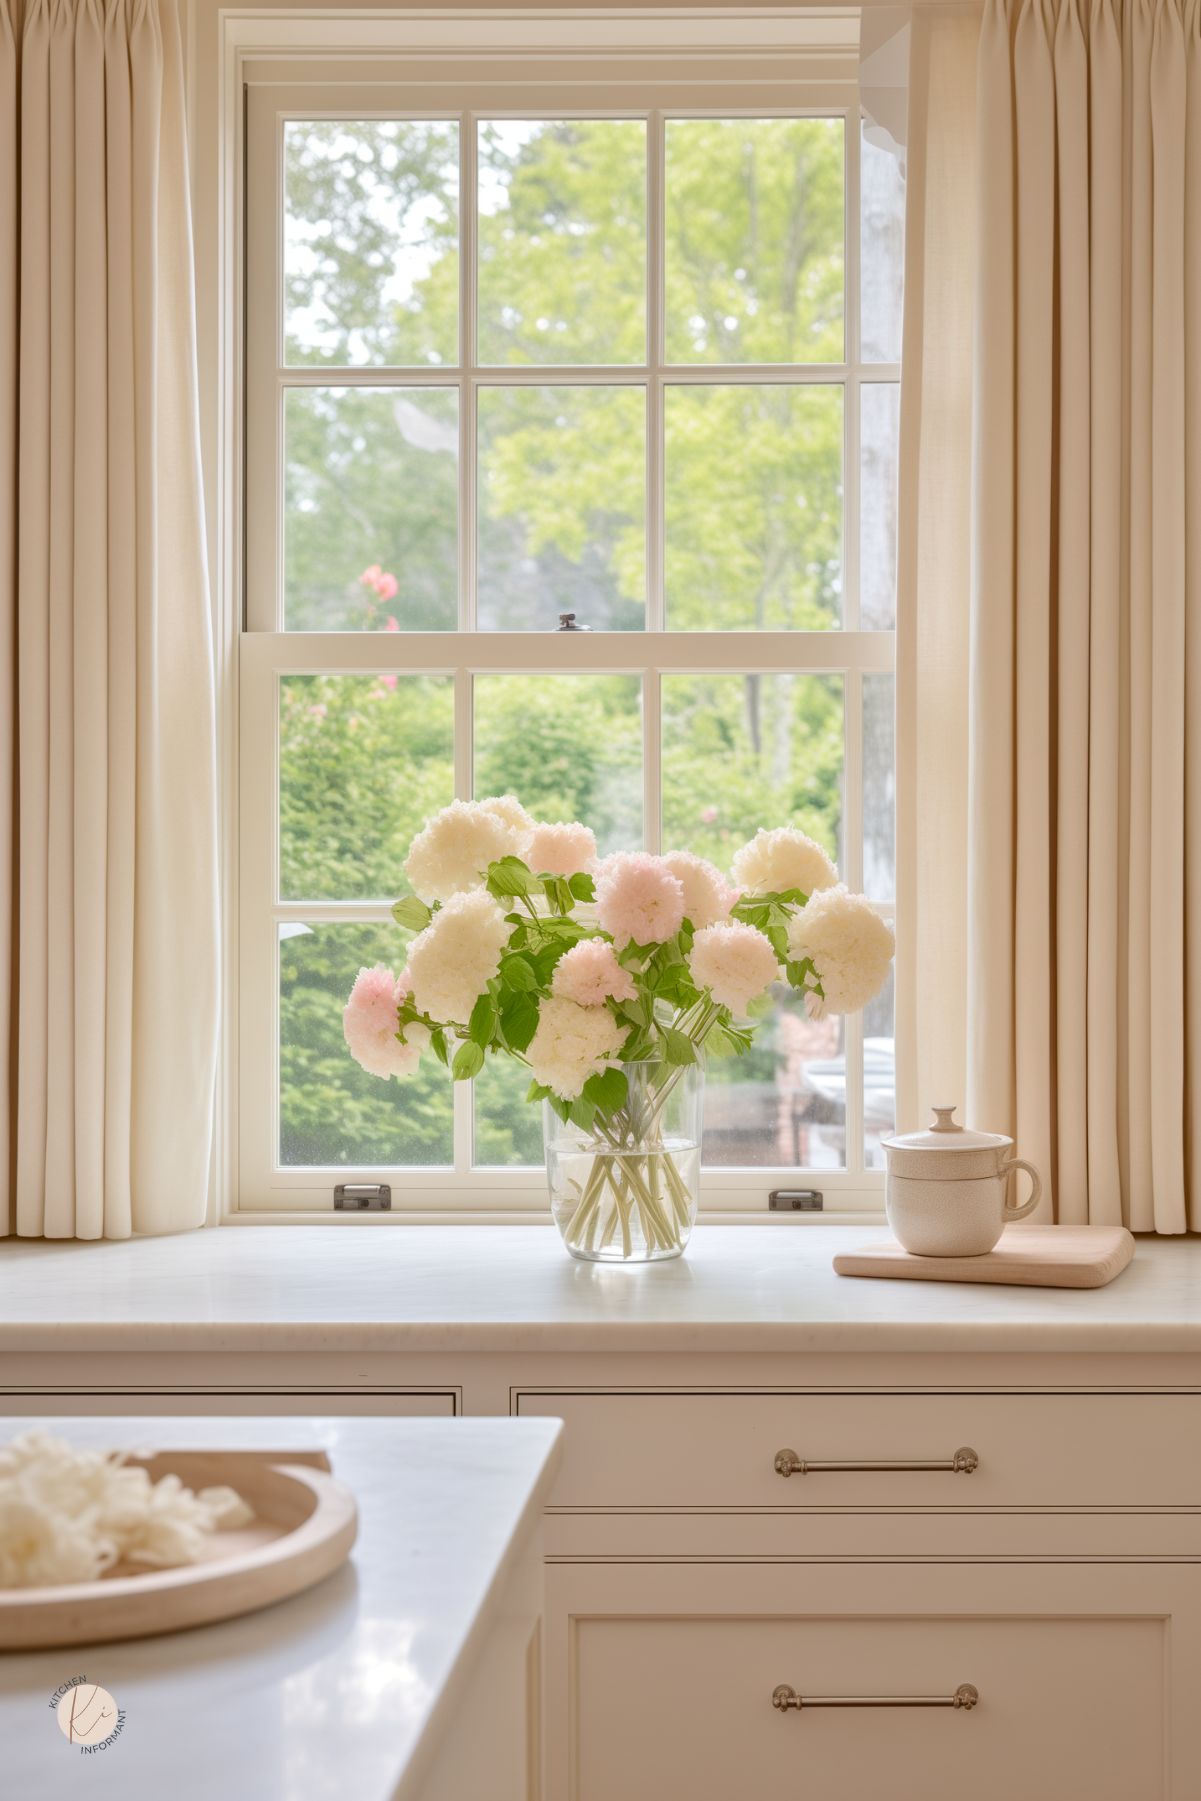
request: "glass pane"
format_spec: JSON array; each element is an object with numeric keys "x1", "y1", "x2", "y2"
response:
[
  {"x1": 864, "y1": 965, "x2": 896, "y2": 1169},
  {"x1": 662, "y1": 672, "x2": 842, "y2": 875},
  {"x1": 284, "y1": 120, "x2": 459, "y2": 368},
  {"x1": 477, "y1": 120, "x2": 647, "y2": 366},
  {"x1": 477, "y1": 386, "x2": 645, "y2": 630},
  {"x1": 279, "y1": 922, "x2": 453, "y2": 1167},
  {"x1": 473, "y1": 671, "x2": 642, "y2": 1168},
  {"x1": 473, "y1": 1055, "x2": 543, "y2": 1168},
  {"x1": 284, "y1": 388, "x2": 458, "y2": 631},
  {"x1": 474, "y1": 674, "x2": 643, "y2": 856},
  {"x1": 665, "y1": 118, "x2": 844, "y2": 365},
  {"x1": 665, "y1": 385, "x2": 842, "y2": 630},
  {"x1": 863, "y1": 672, "x2": 895, "y2": 901},
  {"x1": 663, "y1": 670, "x2": 844, "y2": 1171},
  {"x1": 860, "y1": 382, "x2": 900, "y2": 630},
  {"x1": 280, "y1": 675, "x2": 454, "y2": 902},
  {"x1": 704, "y1": 988, "x2": 846, "y2": 1170},
  {"x1": 860, "y1": 122, "x2": 906, "y2": 363}
]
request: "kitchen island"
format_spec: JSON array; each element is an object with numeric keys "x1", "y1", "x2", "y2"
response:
[{"x1": 0, "y1": 1415, "x2": 561, "y2": 1801}]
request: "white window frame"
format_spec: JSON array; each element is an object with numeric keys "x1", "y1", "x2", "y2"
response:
[{"x1": 214, "y1": 12, "x2": 897, "y2": 1221}]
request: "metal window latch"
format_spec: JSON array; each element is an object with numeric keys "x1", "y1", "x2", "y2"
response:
[
  {"x1": 334, "y1": 1183, "x2": 392, "y2": 1211},
  {"x1": 557, "y1": 611, "x2": 591, "y2": 631},
  {"x1": 768, "y1": 1189, "x2": 823, "y2": 1211}
]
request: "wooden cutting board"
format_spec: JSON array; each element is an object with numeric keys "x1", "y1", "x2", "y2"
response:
[{"x1": 833, "y1": 1225, "x2": 1135, "y2": 1289}]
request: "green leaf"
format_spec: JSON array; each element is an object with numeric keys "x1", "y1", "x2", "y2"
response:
[
  {"x1": 568, "y1": 1097, "x2": 598, "y2": 1132},
  {"x1": 499, "y1": 953, "x2": 538, "y2": 992},
  {"x1": 704, "y1": 1023, "x2": 738, "y2": 1059},
  {"x1": 486, "y1": 855, "x2": 536, "y2": 898},
  {"x1": 662, "y1": 1027, "x2": 697, "y2": 1067},
  {"x1": 526, "y1": 1079, "x2": 552, "y2": 1104},
  {"x1": 430, "y1": 1028, "x2": 449, "y2": 1067},
  {"x1": 391, "y1": 895, "x2": 432, "y2": 931},
  {"x1": 582, "y1": 1065, "x2": 629, "y2": 1113},
  {"x1": 468, "y1": 993, "x2": 497, "y2": 1047},
  {"x1": 451, "y1": 1040, "x2": 485, "y2": 1081},
  {"x1": 744, "y1": 992, "x2": 774, "y2": 1019},
  {"x1": 500, "y1": 990, "x2": 540, "y2": 1053},
  {"x1": 568, "y1": 871, "x2": 595, "y2": 902}
]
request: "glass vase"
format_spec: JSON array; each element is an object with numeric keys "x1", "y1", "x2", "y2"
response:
[{"x1": 544, "y1": 1060, "x2": 704, "y2": 1263}]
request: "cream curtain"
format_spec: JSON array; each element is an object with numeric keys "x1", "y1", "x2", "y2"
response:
[
  {"x1": 970, "y1": 0, "x2": 1201, "y2": 1230},
  {"x1": 895, "y1": 11, "x2": 980, "y2": 1132},
  {"x1": 0, "y1": 0, "x2": 219, "y2": 1237}
]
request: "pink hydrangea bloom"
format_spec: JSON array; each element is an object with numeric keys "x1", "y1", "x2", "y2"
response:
[
  {"x1": 376, "y1": 572, "x2": 398, "y2": 601},
  {"x1": 552, "y1": 938, "x2": 637, "y2": 1007},
  {"x1": 661, "y1": 851, "x2": 738, "y2": 928},
  {"x1": 593, "y1": 852, "x2": 685, "y2": 949},
  {"x1": 527, "y1": 820, "x2": 597, "y2": 878},
  {"x1": 343, "y1": 964, "x2": 427, "y2": 1080}
]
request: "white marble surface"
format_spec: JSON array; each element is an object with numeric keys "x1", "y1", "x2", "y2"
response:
[
  {"x1": 0, "y1": 1415, "x2": 560, "y2": 1801},
  {"x1": 1, "y1": 1225, "x2": 1200, "y2": 1352}
]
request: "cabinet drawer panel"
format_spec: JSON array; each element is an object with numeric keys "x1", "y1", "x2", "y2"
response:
[
  {"x1": 578, "y1": 1617, "x2": 1157, "y2": 1800},
  {"x1": 2, "y1": 1392, "x2": 458, "y2": 1417},
  {"x1": 517, "y1": 1391, "x2": 1201, "y2": 1509},
  {"x1": 549, "y1": 1563, "x2": 1201, "y2": 1801}
]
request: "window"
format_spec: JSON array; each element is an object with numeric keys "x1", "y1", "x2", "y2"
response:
[{"x1": 239, "y1": 73, "x2": 902, "y2": 1213}]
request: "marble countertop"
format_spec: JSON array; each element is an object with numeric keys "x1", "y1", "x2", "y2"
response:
[
  {"x1": 2, "y1": 1225, "x2": 1200, "y2": 1353},
  {"x1": 0, "y1": 1415, "x2": 561, "y2": 1801}
]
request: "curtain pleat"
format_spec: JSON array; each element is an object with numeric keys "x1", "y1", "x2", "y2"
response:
[
  {"x1": 895, "y1": 11, "x2": 981, "y2": 1128},
  {"x1": 0, "y1": 0, "x2": 15, "y2": 1222},
  {"x1": 971, "y1": 0, "x2": 1201, "y2": 1230},
  {"x1": 2, "y1": 0, "x2": 218, "y2": 1238}
]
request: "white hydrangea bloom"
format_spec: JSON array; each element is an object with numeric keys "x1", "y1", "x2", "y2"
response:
[
  {"x1": 404, "y1": 799, "x2": 528, "y2": 903},
  {"x1": 786, "y1": 885, "x2": 895, "y2": 1017},
  {"x1": 731, "y1": 826, "x2": 837, "y2": 899},
  {"x1": 527, "y1": 996, "x2": 625, "y2": 1101},
  {"x1": 661, "y1": 851, "x2": 738, "y2": 927},
  {"x1": 687, "y1": 921, "x2": 780, "y2": 1016},
  {"x1": 406, "y1": 890, "x2": 511, "y2": 1024},
  {"x1": 527, "y1": 820, "x2": 597, "y2": 877},
  {"x1": 479, "y1": 793, "x2": 535, "y2": 841}
]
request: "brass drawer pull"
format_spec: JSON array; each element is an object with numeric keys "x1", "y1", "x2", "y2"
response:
[
  {"x1": 773, "y1": 1683, "x2": 979, "y2": 1713},
  {"x1": 773, "y1": 1446, "x2": 979, "y2": 1478}
]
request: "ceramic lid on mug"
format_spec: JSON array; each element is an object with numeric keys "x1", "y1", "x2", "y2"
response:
[{"x1": 881, "y1": 1106, "x2": 1013, "y2": 1179}]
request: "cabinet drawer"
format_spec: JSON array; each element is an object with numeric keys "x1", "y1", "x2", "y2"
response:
[
  {"x1": 549, "y1": 1562, "x2": 1201, "y2": 1801},
  {"x1": 2, "y1": 1391, "x2": 458, "y2": 1417},
  {"x1": 516, "y1": 1391, "x2": 1201, "y2": 1509}
]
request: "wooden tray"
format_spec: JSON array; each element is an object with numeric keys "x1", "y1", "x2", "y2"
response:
[
  {"x1": 0, "y1": 1449, "x2": 357, "y2": 1650},
  {"x1": 833, "y1": 1224, "x2": 1135, "y2": 1289}
]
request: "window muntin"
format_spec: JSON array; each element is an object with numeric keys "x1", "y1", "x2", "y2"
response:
[{"x1": 242, "y1": 91, "x2": 901, "y2": 1211}]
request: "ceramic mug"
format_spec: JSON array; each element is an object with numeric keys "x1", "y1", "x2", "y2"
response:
[{"x1": 885, "y1": 1156, "x2": 1042, "y2": 1258}]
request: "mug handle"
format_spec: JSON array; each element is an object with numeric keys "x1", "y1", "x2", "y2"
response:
[{"x1": 1000, "y1": 1155, "x2": 1042, "y2": 1222}]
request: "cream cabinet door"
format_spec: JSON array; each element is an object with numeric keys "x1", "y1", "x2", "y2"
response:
[{"x1": 545, "y1": 1561, "x2": 1201, "y2": 1801}]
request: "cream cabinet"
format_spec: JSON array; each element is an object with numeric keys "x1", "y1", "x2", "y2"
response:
[
  {"x1": 547, "y1": 1562, "x2": 1200, "y2": 1801},
  {"x1": 4, "y1": 1227, "x2": 1201, "y2": 1799}
]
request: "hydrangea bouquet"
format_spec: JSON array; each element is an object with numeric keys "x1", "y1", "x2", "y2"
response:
[{"x1": 344, "y1": 796, "x2": 894, "y2": 1261}]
